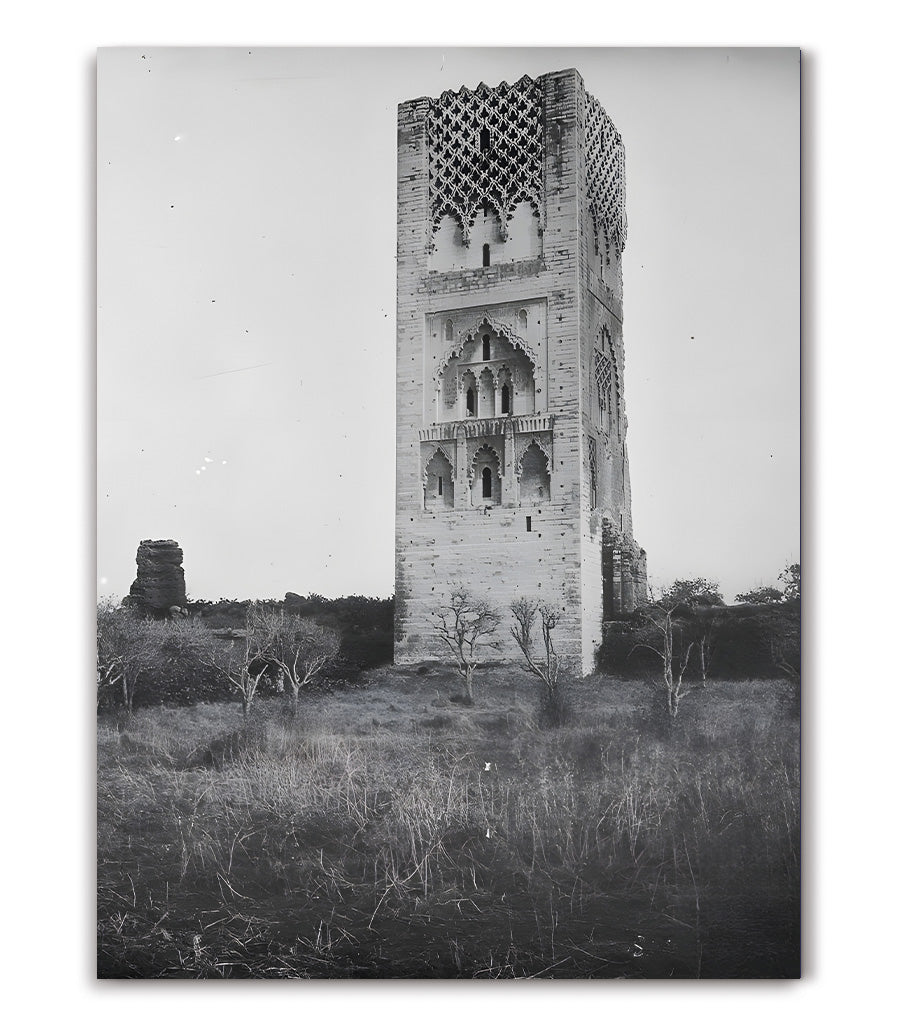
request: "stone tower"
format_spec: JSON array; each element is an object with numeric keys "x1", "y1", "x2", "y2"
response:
[{"x1": 395, "y1": 69, "x2": 646, "y2": 674}]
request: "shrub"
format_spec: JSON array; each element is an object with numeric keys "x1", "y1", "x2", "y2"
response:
[{"x1": 598, "y1": 602, "x2": 800, "y2": 681}]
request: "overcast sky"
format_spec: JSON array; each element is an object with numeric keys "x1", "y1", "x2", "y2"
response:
[{"x1": 98, "y1": 46, "x2": 798, "y2": 604}]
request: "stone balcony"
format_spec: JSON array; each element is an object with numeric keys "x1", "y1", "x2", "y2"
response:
[{"x1": 419, "y1": 412, "x2": 554, "y2": 443}]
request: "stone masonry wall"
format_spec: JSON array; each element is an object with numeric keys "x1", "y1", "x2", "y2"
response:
[{"x1": 395, "y1": 70, "x2": 645, "y2": 673}]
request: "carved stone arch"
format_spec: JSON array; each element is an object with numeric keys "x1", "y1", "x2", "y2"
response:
[
  {"x1": 434, "y1": 310, "x2": 537, "y2": 385},
  {"x1": 478, "y1": 366, "x2": 497, "y2": 417},
  {"x1": 515, "y1": 434, "x2": 552, "y2": 476},
  {"x1": 470, "y1": 442, "x2": 503, "y2": 504},
  {"x1": 424, "y1": 444, "x2": 454, "y2": 480},
  {"x1": 517, "y1": 440, "x2": 552, "y2": 504},
  {"x1": 433, "y1": 200, "x2": 472, "y2": 246},
  {"x1": 478, "y1": 365, "x2": 497, "y2": 388},
  {"x1": 469, "y1": 441, "x2": 502, "y2": 479},
  {"x1": 478, "y1": 197, "x2": 509, "y2": 242},
  {"x1": 423, "y1": 446, "x2": 455, "y2": 509},
  {"x1": 593, "y1": 324, "x2": 621, "y2": 433}
]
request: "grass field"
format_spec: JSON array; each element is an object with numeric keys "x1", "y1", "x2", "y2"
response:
[{"x1": 97, "y1": 666, "x2": 800, "y2": 978}]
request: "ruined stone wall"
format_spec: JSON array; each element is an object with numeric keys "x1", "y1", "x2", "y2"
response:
[
  {"x1": 577, "y1": 80, "x2": 646, "y2": 640},
  {"x1": 128, "y1": 539, "x2": 187, "y2": 615}
]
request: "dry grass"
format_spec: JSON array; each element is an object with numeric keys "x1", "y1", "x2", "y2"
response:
[{"x1": 97, "y1": 667, "x2": 799, "y2": 978}]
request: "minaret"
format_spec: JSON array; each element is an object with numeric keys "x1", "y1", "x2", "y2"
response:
[{"x1": 395, "y1": 69, "x2": 646, "y2": 674}]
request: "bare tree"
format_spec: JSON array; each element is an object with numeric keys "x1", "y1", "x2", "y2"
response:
[
  {"x1": 510, "y1": 597, "x2": 564, "y2": 717},
  {"x1": 199, "y1": 602, "x2": 268, "y2": 717},
  {"x1": 432, "y1": 586, "x2": 500, "y2": 704},
  {"x1": 697, "y1": 623, "x2": 713, "y2": 689},
  {"x1": 638, "y1": 606, "x2": 695, "y2": 719},
  {"x1": 255, "y1": 607, "x2": 340, "y2": 714}
]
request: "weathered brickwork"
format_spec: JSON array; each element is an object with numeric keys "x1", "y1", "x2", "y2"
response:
[{"x1": 396, "y1": 69, "x2": 646, "y2": 675}]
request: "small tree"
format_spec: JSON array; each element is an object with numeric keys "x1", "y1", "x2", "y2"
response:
[
  {"x1": 637, "y1": 605, "x2": 695, "y2": 719},
  {"x1": 199, "y1": 602, "x2": 268, "y2": 717},
  {"x1": 660, "y1": 578, "x2": 724, "y2": 608},
  {"x1": 96, "y1": 600, "x2": 157, "y2": 714},
  {"x1": 255, "y1": 607, "x2": 340, "y2": 714},
  {"x1": 658, "y1": 578, "x2": 723, "y2": 689},
  {"x1": 432, "y1": 586, "x2": 500, "y2": 704},
  {"x1": 510, "y1": 598, "x2": 565, "y2": 724},
  {"x1": 691, "y1": 607, "x2": 721, "y2": 688}
]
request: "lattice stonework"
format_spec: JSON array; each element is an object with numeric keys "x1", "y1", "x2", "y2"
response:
[
  {"x1": 583, "y1": 90, "x2": 627, "y2": 256},
  {"x1": 594, "y1": 350, "x2": 613, "y2": 415},
  {"x1": 427, "y1": 76, "x2": 544, "y2": 244}
]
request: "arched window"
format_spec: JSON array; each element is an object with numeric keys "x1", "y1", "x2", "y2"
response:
[
  {"x1": 501, "y1": 383, "x2": 510, "y2": 414},
  {"x1": 472, "y1": 444, "x2": 501, "y2": 505},
  {"x1": 424, "y1": 450, "x2": 454, "y2": 509},
  {"x1": 444, "y1": 319, "x2": 453, "y2": 341},
  {"x1": 479, "y1": 126, "x2": 491, "y2": 152},
  {"x1": 594, "y1": 349, "x2": 613, "y2": 432},
  {"x1": 482, "y1": 334, "x2": 491, "y2": 360},
  {"x1": 516, "y1": 309, "x2": 528, "y2": 335},
  {"x1": 466, "y1": 388, "x2": 475, "y2": 416},
  {"x1": 482, "y1": 243, "x2": 490, "y2": 267}
]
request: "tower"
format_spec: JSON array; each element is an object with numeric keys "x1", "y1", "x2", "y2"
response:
[{"x1": 395, "y1": 69, "x2": 646, "y2": 675}]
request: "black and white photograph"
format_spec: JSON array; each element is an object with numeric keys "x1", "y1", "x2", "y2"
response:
[{"x1": 96, "y1": 46, "x2": 800, "y2": 979}]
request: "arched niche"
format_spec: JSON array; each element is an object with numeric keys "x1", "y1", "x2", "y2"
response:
[
  {"x1": 592, "y1": 327, "x2": 620, "y2": 436},
  {"x1": 424, "y1": 449, "x2": 454, "y2": 509},
  {"x1": 471, "y1": 444, "x2": 501, "y2": 505},
  {"x1": 437, "y1": 316, "x2": 537, "y2": 422},
  {"x1": 460, "y1": 369, "x2": 478, "y2": 418},
  {"x1": 478, "y1": 367, "x2": 496, "y2": 417},
  {"x1": 505, "y1": 201, "x2": 541, "y2": 261},
  {"x1": 518, "y1": 441, "x2": 551, "y2": 504},
  {"x1": 430, "y1": 213, "x2": 467, "y2": 272},
  {"x1": 497, "y1": 367, "x2": 513, "y2": 414},
  {"x1": 429, "y1": 198, "x2": 540, "y2": 272}
]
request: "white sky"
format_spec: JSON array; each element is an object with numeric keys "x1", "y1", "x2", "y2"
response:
[{"x1": 98, "y1": 47, "x2": 799, "y2": 603}]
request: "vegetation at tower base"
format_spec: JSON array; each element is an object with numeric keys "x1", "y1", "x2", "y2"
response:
[
  {"x1": 633, "y1": 605, "x2": 697, "y2": 720},
  {"x1": 509, "y1": 597, "x2": 567, "y2": 725},
  {"x1": 97, "y1": 585, "x2": 799, "y2": 977},
  {"x1": 598, "y1": 599, "x2": 800, "y2": 684},
  {"x1": 431, "y1": 586, "x2": 501, "y2": 705},
  {"x1": 97, "y1": 668, "x2": 799, "y2": 978}
]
